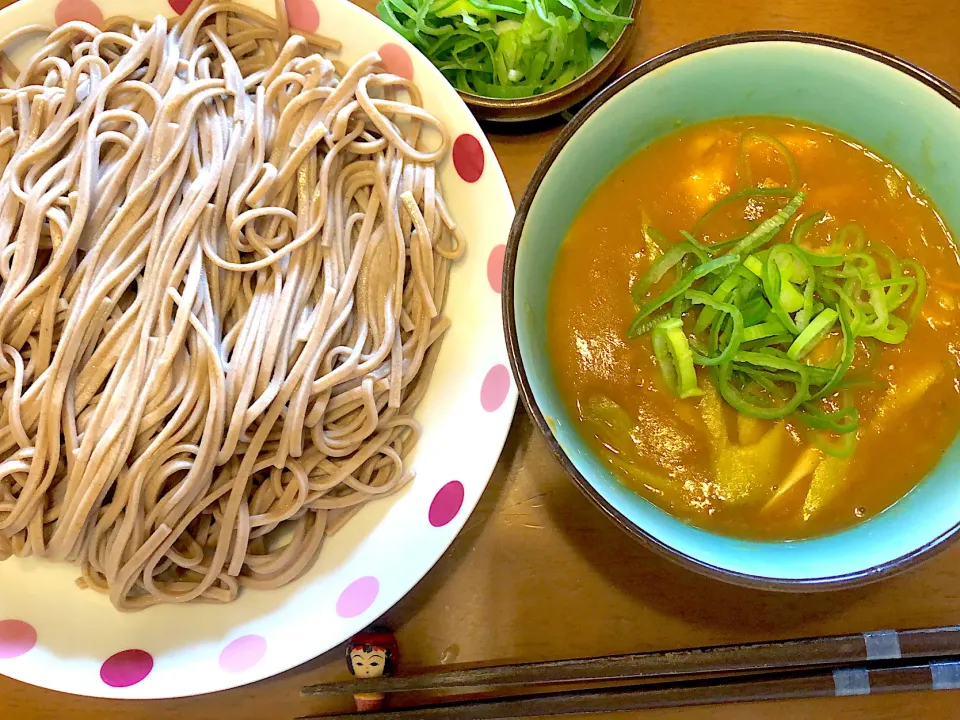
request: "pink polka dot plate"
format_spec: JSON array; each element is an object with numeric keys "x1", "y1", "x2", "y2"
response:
[{"x1": 0, "y1": 0, "x2": 516, "y2": 699}]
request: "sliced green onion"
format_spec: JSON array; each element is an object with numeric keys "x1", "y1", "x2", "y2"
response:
[
  {"x1": 641, "y1": 223, "x2": 669, "y2": 258},
  {"x1": 743, "y1": 320, "x2": 786, "y2": 342},
  {"x1": 727, "y1": 191, "x2": 806, "y2": 258},
  {"x1": 768, "y1": 245, "x2": 813, "y2": 320},
  {"x1": 791, "y1": 210, "x2": 826, "y2": 247},
  {"x1": 631, "y1": 240, "x2": 709, "y2": 304},
  {"x1": 812, "y1": 431, "x2": 858, "y2": 459},
  {"x1": 872, "y1": 244, "x2": 905, "y2": 307},
  {"x1": 670, "y1": 294, "x2": 690, "y2": 319},
  {"x1": 741, "y1": 334, "x2": 796, "y2": 352},
  {"x1": 734, "y1": 266, "x2": 761, "y2": 297},
  {"x1": 626, "y1": 309, "x2": 672, "y2": 338},
  {"x1": 787, "y1": 307, "x2": 838, "y2": 360},
  {"x1": 780, "y1": 281, "x2": 805, "y2": 313},
  {"x1": 734, "y1": 350, "x2": 812, "y2": 375},
  {"x1": 652, "y1": 318, "x2": 702, "y2": 398},
  {"x1": 626, "y1": 172, "x2": 926, "y2": 439},
  {"x1": 871, "y1": 314, "x2": 909, "y2": 344},
  {"x1": 794, "y1": 274, "x2": 817, "y2": 331},
  {"x1": 822, "y1": 278, "x2": 864, "y2": 335},
  {"x1": 628, "y1": 255, "x2": 740, "y2": 337},
  {"x1": 740, "y1": 296, "x2": 771, "y2": 326},
  {"x1": 791, "y1": 210, "x2": 847, "y2": 267},
  {"x1": 704, "y1": 236, "x2": 747, "y2": 256},
  {"x1": 692, "y1": 187, "x2": 797, "y2": 240},
  {"x1": 734, "y1": 359, "x2": 831, "y2": 386},
  {"x1": 743, "y1": 255, "x2": 764, "y2": 278},
  {"x1": 737, "y1": 131, "x2": 800, "y2": 188},
  {"x1": 685, "y1": 290, "x2": 744, "y2": 366},
  {"x1": 902, "y1": 259, "x2": 927, "y2": 323},
  {"x1": 797, "y1": 403, "x2": 859, "y2": 434},
  {"x1": 763, "y1": 250, "x2": 799, "y2": 335},
  {"x1": 693, "y1": 273, "x2": 740, "y2": 333},
  {"x1": 868, "y1": 277, "x2": 917, "y2": 304},
  {"x1": 834, "y1": 224, "x2": 867, "y2": 252},
  {"x1": 805, "y1": 392, "x2": 860, "y2": 457},
  {"x1": 808, "y1": 308, "x2": 856, "y2": 401},
  {"x1": 716, "y1": 360, "x2": 809, "y2": 420},
  {"x1": 378, "y1": 0, "x2": 632, "y2": 99},
  {"x1": 679, "y1": 229, "x2": 712, "y2": 256}
]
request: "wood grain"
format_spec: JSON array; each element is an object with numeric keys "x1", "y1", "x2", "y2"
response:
[{"x1": 3, "y1": 0, "x2": 960, "y2": 718}]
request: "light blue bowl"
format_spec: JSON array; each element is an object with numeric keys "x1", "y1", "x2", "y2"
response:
[{"x1": 503, "y1": 31, "x2": 960, "y2": 589}]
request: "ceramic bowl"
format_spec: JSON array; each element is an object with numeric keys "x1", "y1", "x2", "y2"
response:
[
  {"x1": 504, "y1": 31, "x2": 960, "y2": 590},
  {"x1": 462, "y1": 0, "x2": 641, "y2": 123}
]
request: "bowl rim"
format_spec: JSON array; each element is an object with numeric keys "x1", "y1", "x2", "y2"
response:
[{"x1": 501, "y1": 29, "x2": 960, "y2": 591}]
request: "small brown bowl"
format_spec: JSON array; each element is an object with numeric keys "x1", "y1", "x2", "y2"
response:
[{"x1": 459, "y1": 0, "x2": 641, "y2": 123}]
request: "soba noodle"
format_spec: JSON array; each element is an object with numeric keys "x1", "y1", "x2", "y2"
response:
[{"x1": 0, "y1": 0, "x2": 464, "y2": 609}]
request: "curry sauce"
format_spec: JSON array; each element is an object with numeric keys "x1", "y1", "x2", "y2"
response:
[{"x1": 548, "y1": 117, "x2": 960, "y2": 540}]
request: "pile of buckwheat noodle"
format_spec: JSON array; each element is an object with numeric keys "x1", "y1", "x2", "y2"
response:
[{"x1": 0, "y1": 0, "x2": 464, "y2": 609}]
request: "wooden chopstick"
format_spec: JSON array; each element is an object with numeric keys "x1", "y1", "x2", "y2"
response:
[
  {"x1": 300, "y1": 658, "x2": 960, "y2": 719},
  {"x1": 301, "y1": 625, "x2": 960, "y2": 697}
]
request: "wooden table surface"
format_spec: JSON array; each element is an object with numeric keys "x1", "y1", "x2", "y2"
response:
[{"x1": 5, "y1": 0, "x2": 960, "y2": 718}]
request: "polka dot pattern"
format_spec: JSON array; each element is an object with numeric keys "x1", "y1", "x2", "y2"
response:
[
  {"x1": 480, "y1": 364, "x2": 510, "y2": 412},
  {"x1": 55, "y1": 0, "x2": 103, "y2": 27},
  {"x1": 429, "y1": 481, "x2": 465, "y2": 527},
  {"x1": 0, "y1": 619, "x2": 36, "y2": 659},
  {"x1": 378, "y1": 43, "x2": 413, "y2": 81},
  {"x1": 0, "y1": 0, "x2": 516, "y2": 697},
  {"x1": 336, "y1": 576, "x2": 379, "y2": 619},
  {"x1": 487, "y1": 244, "x2": 505, "y2": 293},
  {"x1": 286, "y1": 0, "x2": 320, "y2": 33},
  {"x1": 452, "y1": 134, "x2": 484, "y2": 183},
  {"x1": 219, "y1": 635, "x2": 267, "y2": 673},
  {"x1": 100, "y1": 649, "x2": 154, "y2": 688}
]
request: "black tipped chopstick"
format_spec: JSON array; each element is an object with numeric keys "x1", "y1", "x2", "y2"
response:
[
  {"x1": 301, "y1": 625, "x2": 960, "y2": 697},
  {"x1": 300, "y1": 659, "x2": 960, "y2": 720}
]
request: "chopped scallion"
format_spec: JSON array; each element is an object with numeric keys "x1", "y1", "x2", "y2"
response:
[
  {"x1": 377, "y1": 0, "x2": 633, "y2": 98},
  {"x1": 652, "y1": 319, "x2": 702, "y2": 398},
  {"x1": 626, "y1": 173, "x2": 926, "y2": 434}
]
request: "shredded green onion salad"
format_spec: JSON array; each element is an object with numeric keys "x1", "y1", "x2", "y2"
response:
[
  {"x1": 628, "y1": 168, "x2": 928, "y2": 458},
  {"x1": 376, "y1": 0, "x2": 632, "y2": 98}
]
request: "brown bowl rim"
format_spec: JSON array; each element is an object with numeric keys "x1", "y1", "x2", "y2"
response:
[
  {"x1": 501, "y1": 29, "x2": 960, "y2": 592},
  {"x1": 455, "y1": 0, "x2": 642, "y2": 122}
]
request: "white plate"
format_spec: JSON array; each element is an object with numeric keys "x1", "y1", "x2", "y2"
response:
[{"x1": 0, "y1": 0, "x2": 516, "y2": 698}]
